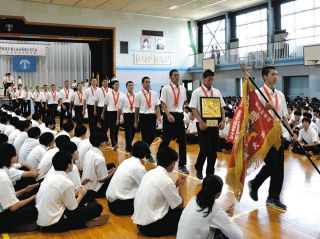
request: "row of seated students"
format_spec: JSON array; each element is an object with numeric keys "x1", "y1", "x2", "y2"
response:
[{"x1": 0, "y1": 105, "x2": 243, "y2": 238}]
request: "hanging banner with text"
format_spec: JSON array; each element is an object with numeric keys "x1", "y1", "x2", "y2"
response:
[
  {"x1": 0, "y1": 43, "x2": 46, "y2": 56},
  {"x1": 133, "y1": 53, "x2": 171, "y2": 65}
]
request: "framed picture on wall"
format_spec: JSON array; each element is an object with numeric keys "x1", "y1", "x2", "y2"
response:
[
  {"x1": 156, "y1": 37, "x2": 165, "y2": 51},
  {"x1": 141, "y1": 36, "x2": 151, "y2": 51}
]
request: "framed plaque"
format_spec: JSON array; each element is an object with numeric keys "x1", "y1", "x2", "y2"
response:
[{"x1": 200, "y1": 97, "x2": 221, "y2": 127}]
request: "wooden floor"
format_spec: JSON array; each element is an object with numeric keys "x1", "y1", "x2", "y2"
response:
[{"x1": 3, "y1": 130, "x2": 320, "y2": 239}]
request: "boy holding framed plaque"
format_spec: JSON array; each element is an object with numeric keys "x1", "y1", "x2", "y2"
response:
[{"x1": 189, "y1": 70, "x2": 226, "y2": 179}]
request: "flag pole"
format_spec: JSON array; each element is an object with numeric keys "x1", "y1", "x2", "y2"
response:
[{"x1": 240, "y1": 64, "x2": 320, "y2": 175}]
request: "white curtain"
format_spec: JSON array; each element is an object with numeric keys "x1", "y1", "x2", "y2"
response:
[{"x1": 0, "y1": 40, "x2": 91, "y2": 89}]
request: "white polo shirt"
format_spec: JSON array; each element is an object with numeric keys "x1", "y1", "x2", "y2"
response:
[
  {"x1": 4, "y1": 125, "x2": 15, "y2": 136},
  {"x1": 0, "y1": 168, "x2": 19, "y2": 213},
  {"x1": 32, "y1": 91, "x2": 42, "y2": 102},
  {"x1": 71, "y1": 136, "x2": 81, "y2": 147},
  {"x1": 25, "y1": 144, "x2": 47, "y2": 170},
  {"x1": 106, "y1": 156, "x2": 146, "y2": 202},
  {"x1": 83, "y1": 86, "x2": 98, "y2": 106},
  {"x1": 82, "y1": 147, "x2": 108, "y2": 192},
  {"x1": 40, "y1": 91, "x2": 48, "y2": 103},
  {"x1": 8, "y1": 167, "x2": 24, "y2": 185},
  {"x1": 36, "y1": 171, "x2": 78, "y2": 227},
  {"x1": 119, "y1": 92, "x2": 136, "y2": 114},
  {"x1": 41, "y1": 126, "x2": 57, "y2": 136},
  {"x1": 77, "y1": 138, "x2": 92, "y2": 171},
  {"x1": 19, "y1": 138, "x2": 40, "y2": 163},
  {"x1": 13, "y1": 131, "x2": 28, "y2": 153},
  {"x1": 0, "y1": 123, "x2": 7, "y2": 134},
  {"x1": 95, "y1": 87, "x2": 110, "y2": 107},
  {"x1": 31, "y1": 120, "x2": 40, "y2": 127},
  {"x1": 24, "y1": 91, "x2": 32, "y2": 101},
  {"x1": 104, "y1": 90, "x2": 124, "y2": 112},
  {"x1": 160, "y1": 83, "x2": 187, "y2": 113},
  {"x1": 37, "y1": 148, "x2": 59, "y2": 179},
  {"x1": 298, "y1": 126, "x2": 320, "y2": 144},
  {"x1": 70, "y1": 91, "x2": 84, "y2": 106},
  {"x1": 10, "y1": 90, "x2": 18, "y2": 100},
  {"x1": 8, "y1": 129, "x2": 21, "y2": 144},
  {"x1": 59, "y1": 88, "x2": 74, "y2": 104},
  {"x1": 17, "y1": 89, "x2": 24, "y2": 99},
  {"x1": 135, "y1": 89, "x2": 160, "y2": 114},
  {"x1": 55, "y1": 130, "x2": 70, "y2": 139},
  {"x1": 46, "y1": 91, "x2": 59, "y2": 105},
  {"x1": 177, "y1": 197, "x2": 243, "y2": 239},
  {"x1": 189, "y1": 86, "x2": 226, "y2": 115},
  {"x1": 132, "y1": 166, "x2": 182, "y2": 226},
  {"x1": 47, "y1": 163, "x2": 81, "y2": 189}
]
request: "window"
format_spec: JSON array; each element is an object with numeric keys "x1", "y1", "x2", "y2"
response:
[
  {"x1": 202, "y1": 19, "x2": 226, "y2": 59},
  {"x1": 236, "y1": 8, "x2": 267, "y2": 57}
]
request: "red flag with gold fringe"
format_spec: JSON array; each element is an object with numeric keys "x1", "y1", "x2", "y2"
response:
[{"x1": 226, "y1": 77, "x2": 282, "y2": 201}]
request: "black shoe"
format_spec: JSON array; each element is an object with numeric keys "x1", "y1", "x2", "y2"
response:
[
  {"x1": 147, "y1": 155, "x2": 155, "y2": 163},
  {"x1": 266, "y1": 198, "x2": 287, "y2": 211},
  {"x1": 196, "y1": 170, "x2": 203, "y2": 180},
  {"x1": 178, "y1": 166, "x2": 189, "y2": 174},
  {"x1": 248, "y1": 180, "x2": 258, "y2": 201}
]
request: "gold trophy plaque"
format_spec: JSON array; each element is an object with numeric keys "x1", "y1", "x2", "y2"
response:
[{"x1": 200, "y1": 97, "x2": 221, "y2": 127}]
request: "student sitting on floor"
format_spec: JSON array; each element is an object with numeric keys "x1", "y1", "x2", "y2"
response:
[
  {"x1": 218, "y1": 117, "x2": 232, "y2": 153},
  {"x1": 106, "y1": 141, "x2": 150, "y2": 215},
  {"x1": 4, "y1": 115, "x2": 17, "y2": 137},
  {"x1": 36, "y1": 151, "x2": 109, "y2": 232},
  {"x1": 0, "y1": 115, "x2": 9, "y2": 133},
  {"x1": 7, "y1": 118, "x2": 21, "y2": 144},
  {"x1": 132, "y1": 146, "x2": 186, "y2": 237},
  {"x1": 55, "y1": 121, "x2": 74, "y2": 139},
  {"x1": 26, "y1": 132, "x2": 55, "y2": 170},
  {"x1": 77, "y1": 127, "x2": 92, "y2": 172},
  {"x1": 82, "y1": 129, "x2": 116, "y2": 198},
  {"x1": 292, "y1": 117, "x2": 320, "y2": 156},
  {"x1": 177, "y1": 175, "x2": 243, "y2": 239},
  {"x1": 185, "y1": 112, "x2": 198, "y2": 144},
  {"x1": 39, "y1": 116, "x2": 57, "y2": 136},
  {"x1": 13, "y1": 120, "x2": 32, "y2": 153},
  {"x1": 0, "y1": 143, "x2": 39, "y2": 233},
  {"x1": 19, "y1": 127, "x2": 41, "y2": 163},
  {"x1": 31, "y1": 112, "x2": 41, "y2": 127},
  {"x1": 0, "y1": 133, "x2": 8, "y2": 143},
  {"x1": 71, "y1": 124, "x2": 87, "y2": 147}
]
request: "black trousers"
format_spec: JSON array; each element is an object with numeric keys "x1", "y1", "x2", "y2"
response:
[
  {"x1": 292, "y1": 142, "x2": 320, "y2": 155},
  {"x1": 218, "y1": 138, "x2": 233, "y2": 151},
  {"x1": 18, "y1": 98, "x2": 24, "y2": 110},
  {"x1": 24, "y1": 100, "x2": 31, "y2": 114},
  {"x1": 95, "y1": 163, "x2": 116, "y2": 198},
  {"x1": 107, "y1": 111, "x2": 119, "y2": 147},
  {"x1": 159, "y1": 113, "x2": 186, "y2": 167},
  {"x1": 0, "y1": 201, "x2": 37, "y2": 233},
  {"x1": 251, "y1": 142, "x2": 284, "y2": 200},
  {"x1": 123, "y1": 113, "x2": 136, "y2": 151},
  {"x1": 34, "y1": 101, "x2": 43, "y2": 115},
  {"x1": 12, "y1": 99, "x2": 19, "y2": 110},
  {"x1": 41, "y1": 102, "x2": 47, "y2": 120},
  {"x1": 195, "y1": 123, "x2": 219, "y2": 175},
  {"x1": 87, "y1": 105, "x2": 97, "y2": 134},
  {"x1": 74, "y1": 105, "x2": 83, "y2": 125},
  {"x1": 40, "y1": 200, "x2": 103, "y2": 232},
  {"x1": 186, "y1": 134, "x2": 198, "y2": 144},
  {"x1": 138, "y1": 207, "x2": 183, "y2": 237},
  {"x1": 48, "y1": 104, "x2": 58, "y2": 124},
  {"x1": 60, "y1": 102, "x2": 72, "y2": 129},
  {"x1": 4, "y1": 83, "x2": 12, "y2": 96},
  {"x1": 139, "y1": 114, "x2": 156, "y2": 157},
  {"x1": 96, "y1": 106, "x2": 108, "y2": 142},
  {"x1": 108, "y1": 198, "x2": 134, "y2": 215}
]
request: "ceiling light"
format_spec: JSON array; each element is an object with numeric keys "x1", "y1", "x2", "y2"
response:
[
  {"x1": 169, "y1": 5, "x2": 178, "y2": 10},
  {"x1": 201, "y1": 0, "x2": 227, "y2": 9}
]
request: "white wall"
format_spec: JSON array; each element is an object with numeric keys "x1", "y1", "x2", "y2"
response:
[{"x1": 0, "y1": 0, "x2": 192, "y2": 92}]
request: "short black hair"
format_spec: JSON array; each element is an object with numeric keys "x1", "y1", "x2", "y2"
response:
[
  {"x1": 22, "y1": 111, "x2": 31, "y2": 118},
  {"x1": 20, "y1": 120, "x2": 31, "y2": 131},
  {"x1": 303, "y1": 112, "x2": 312, "y2": 119},
  {"x1": 111, "y1": 80, "x2": 119, "y2": 86},
  {"x1": 27, "y1": 127, "x2": 41, "y2": 138},
  {"x1": 59, "y1": 141, "x2": 77, "y2": 155},
  {"x1": 156, "y1": 146, "x2": 178, "y2": 167},
  {"x1": 261, "y1": 66, "x2": 276, "y2": 78},
  {"x1": 74, "y1": 125, "x2": 87, "y2": 137},
  {"x1": 203, "y1": 69, "x2": 214, "y2": 78},
  {"x1": 52, "y1": 150, "x2": 72, "y2": 171},
  {"x1": 32, "y1": 113, "x2": 41, "y2": 121},
  {"x1": 10, "y1": 117, "x2": 19, "y2": 128},
  {"x1": 0, "y1": 143, "x2": 16, "y2": 168},
  {"x1": 43, "y1": 116, "x2": 54, "y2": 127},
  {"x1": 0, "y1": 116, "x2": 8, "y2": 124},
  {"x1": 132, "y1": 141, "x2": 150, "y2": 159},
  {"x1": 294, "y1": 111, "x2": 302, "y2": 117},
  {"x1": 43, "y1": 84, "x2": 47, "y2": 87},
  {"x1": 126, "y1": 81, "x2": 133, "y2": 87},
  {"x1": 15, "y1": 109, "x2": 22, "y2": 116},
  {"x1": 62, "y1": 121, "x2": 74, "y2": 132},
  {"x1": 89, "y1": 130, "x2": 103, "y2": 147},
  {"x1": 55, "y1": 135, "x2": 70, "y2": 149},
  {"x1": 169, "y1": 69, "x2": 179, "y2": 77},
  {"x1": 51, "y1": 84, "x2": 55, "y2": 87},
  {"x1": 0, "y1": 133, "x2": 8, "y2": 144},
  {"x1": 142, "y1": 76, "x2": 150, "y2": 83},
  {"x1": 302, "y1": 117, "x2": 311, "y2": 124},
  {"x1": 39, "y1": 132, "x2": 54, "y2": 146}
]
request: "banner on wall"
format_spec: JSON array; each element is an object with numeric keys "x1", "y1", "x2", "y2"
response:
[
  {"x1": 133, "y1": 53, "x2": 171, "y2": 65},
  {"x1": 13, "y1": 56, "x2": 37, "y2": 72},
  {"x1": 0, "y1": 43, "x2": 46, "y2": 56}
]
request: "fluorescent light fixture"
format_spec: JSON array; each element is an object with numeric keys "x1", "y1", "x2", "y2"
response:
[
  {"x1": 201, "y1": 0, "x2": 227, "y2": 9},
  {"x1": 169, "y1": 5, "x2": 178, "y2": 10}
]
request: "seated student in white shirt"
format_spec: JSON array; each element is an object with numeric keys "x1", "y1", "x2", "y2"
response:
[
  {"x1": 177, "y1": 175, "x2": 243, "y2": 239},
  {"x1": 22, "y1": 111, "x2": 32, "y2": 121},
  {"x1": 82, "y1": 130, "x2": 116, "y2": 198},
  {"x1": 13, "y1": 120, "x2": 32, "y2": 153},
  {"x1": 36, "y1": 151, "x2": 108, "y2": 232},
  {"x1": 40, "y1": 116, "x2": 57, "y2": 136},
  {"x1": 25, "y1": 132, "x2": 54, "y2": 170},
  {"x1": 31, "y1": 113, "x2": 41, "y2": 127},
  {"x1": 37, "y1": 135, "x2": 70, "y2": 180},
  {"x1": 218, "y1": 116, "x2": 232, "y2": 153},
  {"x1": 292, "y1": 117, "x2": 320, "y2": 156},
  {"x1": 8, "y1": 118, "x2": 21, "y2": 144},
  {"x1": 4, "y1": 116, "x2": 18, "y2": 136},
  {"x1": 19, "y1": 127, "x2": 41, "y2": 163},
  {"x1": 0, "y1": 133, "x2": 8, "y2": 143},
  {"x1": 0, "y1": 115, "x2": 9, "y2": 133},
  {"x1": 106, "y1": 141, "x2": 150, "y2": 215},
  {"x1": 71, "y1": 124, "x2": 87, "y2": 147},
  {"x1": 186, "y1": 112, "x2": 198, "y2": 144},
  {"x1": 0, "y1": 143, "x2": 39, "y2": 233},
  {"x1": 132, "y1": 146, "x2": 186, "y2": 237},
  {"x1": 55, "y1": 121, "x2": 74, "y2": 139}
]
